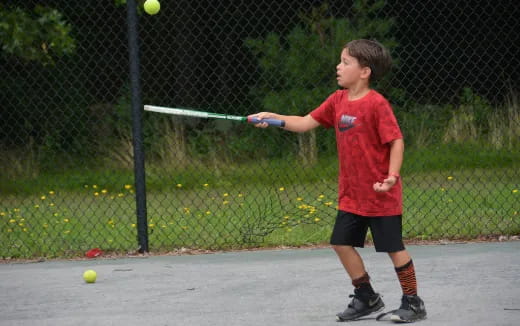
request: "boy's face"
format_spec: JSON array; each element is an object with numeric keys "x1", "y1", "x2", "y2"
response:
[{"x1": 336, "y1": 48, "x2": 368, "y2": 88}]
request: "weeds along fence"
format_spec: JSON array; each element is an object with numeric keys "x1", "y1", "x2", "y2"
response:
[{"x1": 1, "y1": 0, "x2": 519, "y2": 258}]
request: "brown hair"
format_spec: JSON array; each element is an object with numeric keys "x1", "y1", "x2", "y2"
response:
[{"x1": 344, "y1": 39, "x2": 392, "y2": 82}]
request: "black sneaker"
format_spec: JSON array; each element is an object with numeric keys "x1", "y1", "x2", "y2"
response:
[
  {"x1": 336, "y1": 289, "x2": 385, "y2": 322},
  {"x1": 389, "y1": 295, "x2": 427, "y2": 323}
]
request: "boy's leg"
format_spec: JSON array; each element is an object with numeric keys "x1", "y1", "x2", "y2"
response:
[
  {"x1": 370, "y1": 217, "x2": 427, "y2": 323},
  {"x1": 333, "y1": 245, "x2": 384, "y2": 321},
  {"x1": 330, "y1": 212, "x2": 384, "y2": 321},
  {"x1": 332, "y1": 245, "x2": 367, "y2": 280},
  {"x1": 386, "y1": 251, "x2": 427, "y2": 322},
  {"x1": 333, "y1": 245, "x2": 375, "y2": 294},
  {"x1": 389, "y1": 250, "x2": 416, "y2": 295}
]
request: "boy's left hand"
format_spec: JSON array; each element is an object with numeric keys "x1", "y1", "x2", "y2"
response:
[{"x1": 373, "y1": 176, "x2": 398, "y2": 192}]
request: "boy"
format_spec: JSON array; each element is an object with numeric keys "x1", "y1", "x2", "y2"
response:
[{"x1": 249, "y1": 39, "x2": 427, "y2": 323}]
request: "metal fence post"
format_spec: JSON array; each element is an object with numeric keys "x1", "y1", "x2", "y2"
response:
[{"x1": 126, "y1": 0, "x2": 148, "y2": 253}]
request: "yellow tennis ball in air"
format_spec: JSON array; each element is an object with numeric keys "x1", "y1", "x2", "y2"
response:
[
  {"x1": 144, "y1": 0, "x2": 161, "y2": 15},
  {"x1": 83, "y1": 270, "x2": 97, "y2": 283}
]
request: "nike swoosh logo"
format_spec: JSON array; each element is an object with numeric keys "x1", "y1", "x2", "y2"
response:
[{"x1": 369, "y1": 297, "x2": 380, "y2": 306}]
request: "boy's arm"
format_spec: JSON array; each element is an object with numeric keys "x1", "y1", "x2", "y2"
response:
[
  {"x1": 373, "y1": 138, "x2": 404, "y2": 192},
  {"x1": 248, "y1": 113, "x2": 320, "y2": 133}
]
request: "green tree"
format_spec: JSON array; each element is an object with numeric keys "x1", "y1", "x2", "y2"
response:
[
  {"x1": 0, "y1": 4, "x2": 76, "y2": 65},
  {"x1": 245, "y1": 0, "x2": 396, "y2": 164}
]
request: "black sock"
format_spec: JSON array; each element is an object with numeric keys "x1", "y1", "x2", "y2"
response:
[{"x1": 352, "y1": 272, "x2": 375, "y2": 295}]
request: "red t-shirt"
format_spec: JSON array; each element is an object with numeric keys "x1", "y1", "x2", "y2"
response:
[{"x1": 310, "y1": 89, "x2": 403, "y2": 216}]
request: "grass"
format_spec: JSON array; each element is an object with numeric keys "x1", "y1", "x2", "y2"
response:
[{"x1": 1, "y1": 147, "x2": 519, "y2": 258}]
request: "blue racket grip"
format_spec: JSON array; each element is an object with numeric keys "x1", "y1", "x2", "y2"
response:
[{"x1": 247, "y1": 117, "x2": 286, "y2": 128}]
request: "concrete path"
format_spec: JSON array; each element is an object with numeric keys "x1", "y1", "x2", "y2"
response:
[{"x1": 1, "y1": 241, "x2": 519, "y2": 326}]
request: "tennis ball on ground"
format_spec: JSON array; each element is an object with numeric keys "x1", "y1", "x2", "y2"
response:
[
  {"x1": 83, "y1": 270, "x2": 97, "y2": 283},
  {"x1": 144, "y1": 0, "x2": 160, "y2": 15}
]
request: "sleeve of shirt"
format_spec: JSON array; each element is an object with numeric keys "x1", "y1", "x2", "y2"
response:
[
  {"x1": 375, "y1": 97, "x2": 403, "y2": 144},
  {"x1": 309, "y1": 91, "x2": 339, "y2": 129}
]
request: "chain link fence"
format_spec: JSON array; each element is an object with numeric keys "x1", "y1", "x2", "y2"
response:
[{"x1": 1, "y1": 0, "x2": 519, "y2": 258}]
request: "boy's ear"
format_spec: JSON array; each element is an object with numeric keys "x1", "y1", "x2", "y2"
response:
[{"x1": 361, "y1": 66, "x2": 372, "y2": 80}]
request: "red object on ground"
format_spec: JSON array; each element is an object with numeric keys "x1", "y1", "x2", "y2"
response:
[{"x1": 85, "y1": 248, "x2": 103, "y2": 258}]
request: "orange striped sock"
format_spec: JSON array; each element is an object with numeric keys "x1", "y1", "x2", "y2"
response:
[{"x1": 395, "y1": 260, "x2": 417, "y2": 296}]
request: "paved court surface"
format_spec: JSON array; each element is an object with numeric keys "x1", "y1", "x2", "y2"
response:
[{"x1": 1, "y1": 241, "x2": 519, "y2": 326}]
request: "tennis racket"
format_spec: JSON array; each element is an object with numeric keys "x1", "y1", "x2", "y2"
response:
[{"x1": 144, "y1": 105, "x2": 285, "y2": 127}]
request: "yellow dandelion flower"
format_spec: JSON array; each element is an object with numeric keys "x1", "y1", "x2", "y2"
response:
[
  {"x1": 440, "y1": 187, "x2": 446, "y2": 192},
  {"x1": 84, "y1": 185, "x2": 89, "y2": 188},
  {"x1": 13, "y1": 208, "x2": 20, "y2": 212},
  {"x1": 63, "y1": 218, "x2": 69, "y2": 223},
  {"x1": 49, "y1": 203, "x2": 55, "y2": 207},
  {"x1": 94, "y1": 192, "x2": 99, "y2": 196},
  {"x1": 0, "y1": 212, "x2": 5, "y2": 216},
  {"x1": 124, "y1": 184, "x2": 132, "y2": 190},
  {"x1": 23, "y1": 228, "x2": 28, "y2": 232},
  {"x1": 34, "y1": 205, "x2": 40, "y2": 209},
  {"x1": 223, "y1": 201, "x2": 229, "y2": 205},
  {"x1": 9, "y1": 219, "x2": 16, "y2": 223},
  {"x1": 41, "y1": 195, "x2": 46, "y2": 200},
  {"x1": 325, "y1": 201, "x2": 333, "y2": 206},
  {"x1": 206, "y1": 211, "x2": 211, "y2": 215},
  {"x1": 203, "y1": 183, "x2": 209, "y2": 187},
  {"x1": 176, "y1": 184, "x2": 182, "y2": 188},
  {"x1": 53, "y1": 213, "x2": 59, "y2": 217},
  {"x1": 223, "y1": 193, "x2": 229, "y2": 197},
  {"x1": 149, "y1": 223, "x2": 155, "y2": 228},
  {"x1": 118, "y1": 193, "x2": 124, "y2": 197},
  {"x1": 49, "y1": 190, "x2": 55, "y2": 195},
  {"x1": 279, "y1": 187, "x2": 285, "y2": 191},
  {"x1": 101, "y1": 189, "x2": 108, "y2": 194},
  {"x1": 447, "y1": 176, "x2": 453, "y2": 180},
  {"x1": 18, "y1": 223, "x2": 24, "y2": 227},
  {"x1": 131, "y1": 223, "x2": 136, "y2": 228},
  {"x1": 296, "y1": 197, "x2": 303, "y2": 201},
  {"x1": 92, "y1": 185, "x2": 98, "y2": 189},
  {"x1": 513, "y1": 189, "x2": 518, "y2": 194},
  {"x1": 238, "y1": 193, "x2": 243, "y2": 198},
  {"x1": 284, "y1": 216, "x2": 290, "y2": 219},
  {"x1": 314, "y1": 218, "x2": 321, "y2": 222},
  {"x1": 7, "y1": 229, "x2": 12, "y2": 233},
  {"x1": 319, "y1": 194, "x2": 325, "y2": 198}
]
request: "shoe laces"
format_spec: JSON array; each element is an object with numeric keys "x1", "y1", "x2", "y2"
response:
[{"x1": 347, "y1": 294, "x2": 360, "y2": 308}]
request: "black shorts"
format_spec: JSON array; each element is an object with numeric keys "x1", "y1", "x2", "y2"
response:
[{"x1": 330, "y1": 210, "x2": 405, "y2": 253}]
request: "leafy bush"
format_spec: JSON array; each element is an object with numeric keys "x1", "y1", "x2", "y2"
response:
[{"x1": 0, "y1": 5, "x2": 76, "y2": 65}]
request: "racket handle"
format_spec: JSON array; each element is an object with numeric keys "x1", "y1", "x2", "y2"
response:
[{"x1": 247, "y1": 117, "x2": 286, "y2": 128}]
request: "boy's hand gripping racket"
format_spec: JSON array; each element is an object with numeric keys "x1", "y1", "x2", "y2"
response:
[{"x1": 144, "y1": 105, "x2": 285, "y2": 128}]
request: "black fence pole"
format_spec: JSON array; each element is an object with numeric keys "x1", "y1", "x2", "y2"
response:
[{"x1": 126, "y1": 0, "x2": 148, "y2": 253}]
